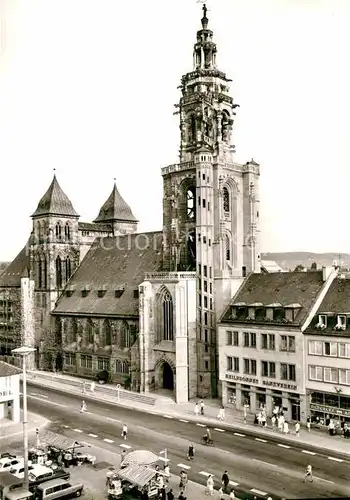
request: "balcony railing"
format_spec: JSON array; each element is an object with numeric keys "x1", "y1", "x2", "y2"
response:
[{"x1": 144, "y1": 272, "x2": 197, "y2": 281}]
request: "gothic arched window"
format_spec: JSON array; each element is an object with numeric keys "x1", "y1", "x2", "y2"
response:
[
  {"x1": 87, "y1": 319, "x2": 94, "y2": 344},
  {"x1": 121, "y1": 321, "x2": 130, "y2": 348},
  {"x1": 56, "y1": 256, "x2": 62, "y2": 288},
  {"x1": 71, "y1": 318, "x2": 78, "y2": 343},
  {"x1": 65, "y1": 256, "x2": 71, "y2": 282},
  {"x1": 225, "y1": 234, "x2": 231, "y2": 261},
  {"x1": 55, "y1": 222, "x2": 62, "y2": 239},
  {"x1": 37, "y1": 222, "x2": 42, "y2": 241},
  {"x1": 223, "y1": 187, "x2": 230, "y2": 212},
  {"x1": 38, "y1": 259, "x2": 42, "y2": 288},
  {"x1": 186, "y1": 187, "x2": 196, "y2": 219},
  {"x1": 190, "y1": 114, "x2": 196, "y2": 142},
  {"x1": 104, "y1": 320, "x2": 111, "y2": 346},
  {"x1": 64, "y1": 223, "x2": 71, "y2": 241},
  {"x1": 162, "y1": 290, "x2": 174, "y2": 341},
  {"x1": 43, "y1": 257, "x2": 47, "y2": 288}
]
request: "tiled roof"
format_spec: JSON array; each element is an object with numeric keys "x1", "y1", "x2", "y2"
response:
[
  {"x1": 78, "y1": 221, "x2": 113, "y2": 232},
  {"x1": 32, "y1": 175, "x2": 79, "y2": 218},
  {"x1": 94, "y1": 182, "x2": 138, "y2": 223},
  {"x1": 221, "y1": 271, "x2": 325, "y2": 326},
  {"x1": 305, "y1": 278, "x2": 350, "y2": 334},
  {"x1": 0, "y1": 241, "x2": 30, "y2": 287},
  {"x1": 53, "y1": 231, "x2": 163, "y2": 317},
  {"x1": 0, "y1": 360, "x2": 22, "y2": 377}
]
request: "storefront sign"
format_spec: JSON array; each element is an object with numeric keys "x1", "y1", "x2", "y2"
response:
[
  {"x1": 310, "y1": 403, "x2": 350, "y2": 418},
  {"x1": 262, "y1": 381, "x2": 297, "y2": 391},
  {"x1": 0, "y1": 389, "x2": 14, "y2": 402},
  {"x1": 225, "y1": 374, "x2": 259, "y2": 384}
]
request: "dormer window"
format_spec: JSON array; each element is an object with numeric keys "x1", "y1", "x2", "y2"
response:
[
  {"x1": 273, "y1": 308, "x2": 284, "y2": 322},
  {"x1": 81, "y1": 287, "x2": 91, "y2": 297},
  {"x1": 236, "y1": 306, "x2": 247, "y2": 320},
  {"x1": 133, "y1": 289, "x2": 139, "y2": 299},
  {"x1": 335, "y1": 315, "x2": 346, "y2": 331},
  {"x1": 316, "y1": 314, "x2": 327, "y2": 329},
  {"x1": 115, "y1": 289, "x2": 125, "y2": 298},
  {"x1": 65, "y1": 290, "x2": 74, "y2": 297},
  {"x1": 97, "y1": 289, "x2": 107, "y2": 298}
]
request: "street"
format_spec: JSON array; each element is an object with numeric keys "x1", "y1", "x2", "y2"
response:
[{"x1": 18, "y1": 385, "x2": 350, "y2": 498}]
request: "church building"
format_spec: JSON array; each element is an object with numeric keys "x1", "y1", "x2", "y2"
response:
[{"x1": 0, "y1": 4, "x2": 261, "y2": 401}]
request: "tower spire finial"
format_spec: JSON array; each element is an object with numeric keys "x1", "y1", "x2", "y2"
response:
[{"x1": 201, "y1": 2, "x2": 208, "y2": 29}]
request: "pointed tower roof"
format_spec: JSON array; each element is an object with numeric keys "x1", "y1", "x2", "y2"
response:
[
  {"x1": 94, "y1": 182, "x2": 138, "y2": 223},
  {"x1": 31, "y1": 175, "x2": 79, "y2": 218}
]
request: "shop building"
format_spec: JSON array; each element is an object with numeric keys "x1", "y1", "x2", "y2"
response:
[
  {"x1": 304, "y1": 276, "x2": 350, "y2": 426},
  {"x1": 219, "y1": 268, "x2": 338, "y2": 423},
  {"x1": 0, "y1": 360, "x2": 21, "y2": 423}
]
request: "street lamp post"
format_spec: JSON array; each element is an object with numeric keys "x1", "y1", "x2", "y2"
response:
[{"x1": 12, "y1": 346, "x2": 36, "y2": 491}]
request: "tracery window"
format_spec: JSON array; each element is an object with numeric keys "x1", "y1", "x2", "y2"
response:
[
  {"x1": 56, "y1": 256, "x2": 62, "y2": 288},
  {"x1": 223, "y1": 187, "x2": 230, "y2": 212},
  {"x1": 64, "y1": 223, "x2": 71, "y2": 241},
  {"x1": 186, "y1": 187, "x2": 196, "y2": 219},
  {"x1": 162, "y1": 291, "x2": 174, "y2": 341},
  {"x1": 55, "y1": 222, "x2": 62, "y2": 239},
  {"x1": 104, "y1": 320, "x2": 112, "y2": 346},
  {"x1": 38, "y1": 260, "x2": 42, "y2": 288},
  {"x1": 121, "y1": 321, "x2": 130, "y2": 348},
  {"x1": 43, "y1": 257, "x2": 47, "y2": 288},
  {"x1": 87, "y1": 319, "x2": 94, "y2": 344},
  {"x1": 65, "y1": 256, "x2": 72, "y2": 282},
  {"x1": 71, "y1": 318, "x2": 78, "y2": 343},
  {"x1": 225, "y1": 234, "x2": 231, "y2": 261}
]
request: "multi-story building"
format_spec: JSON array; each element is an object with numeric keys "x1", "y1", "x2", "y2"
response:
[
  {"x1": 304, "y1": 276, "x2": 350, "y2": 425},
  {"x1": 219, "y1": 268, "x2": 338, "y2": 422},
  {"x1": 1, "y1": 4, "x2": 262, "y2": 400}
]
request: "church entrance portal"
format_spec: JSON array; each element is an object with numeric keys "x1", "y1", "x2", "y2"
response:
[{"x1": 162, "y1": 362, "x2": 174, "y2": 390}]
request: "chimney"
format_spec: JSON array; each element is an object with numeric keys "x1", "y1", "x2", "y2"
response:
[{"x1": 322, "y1": 266, "x2": 333, "y2": 282}]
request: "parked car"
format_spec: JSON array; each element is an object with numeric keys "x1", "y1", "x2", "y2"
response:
[
  {"x1": 10, "y1": 462, "x2": 35, "y2": 478},
  {"x1": 0, "y1": 455, "x2": 23, "y2": 471},
  {"x1": 28, "y1": 465, "x2": 70, "y2": 491},
  {"x1": 32, "y1": 477, "x2": 84, "y2": 499}
]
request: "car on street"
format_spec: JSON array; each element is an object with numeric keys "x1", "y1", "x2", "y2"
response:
[
  {"x1": 32, "y1": 477, "x2": 84, "y2": 500},
  {"x1": 0, "y1": 455, "x2": 23, "y2": 471},
  {"x1": 10, "y1": 462, "x2": 36, "y2": 479},
  {"x1": 28, "y1": 465, "x2": 70, "y2": 491}
]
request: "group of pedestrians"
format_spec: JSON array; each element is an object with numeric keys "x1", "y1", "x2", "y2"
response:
[{"x1": 194, "y1": 401, "x2": 205, "y2": 416}]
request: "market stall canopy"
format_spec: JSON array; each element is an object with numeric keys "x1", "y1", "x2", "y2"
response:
[
  {"x1": 123, "y1": 450, "x2": 159, "y2": 466},
  {"x1": 117, "y1": 464, "x2": 157, "y2": 488}
]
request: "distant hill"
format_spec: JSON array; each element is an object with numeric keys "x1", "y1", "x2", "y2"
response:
[
  {"x1": 261, "y1": 252, "x2": 350, "y2": 271},
  {"x1": 0, "y1": 262, "x2": 9, "y2": 275}
]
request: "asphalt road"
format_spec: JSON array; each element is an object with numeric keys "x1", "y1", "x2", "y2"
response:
[{"x1": 21, "y1": 385, "x2": 350, "y2": 499}]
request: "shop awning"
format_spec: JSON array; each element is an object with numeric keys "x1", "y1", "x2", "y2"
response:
[
  {"x1": 117, "y1": 464, "x2": 157, "y2": 488},
  {"x1": 5, "y1": 488, "x2": 32, "y2": 500}
]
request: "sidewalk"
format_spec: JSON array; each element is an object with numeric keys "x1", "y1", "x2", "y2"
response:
[
  {"x1": 26, "y1": 370, "x2": 350, "y2": 458},
  {"x1": 0, "y1": 410, "x2": 49, "y2": 441}
]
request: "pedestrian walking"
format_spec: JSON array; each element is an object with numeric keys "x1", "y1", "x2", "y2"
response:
[
  {"x1": 306, "y1": 417, "x2": 311, "y2": 432},
  {"x1": 159, "y1": 486, "x2": 166, "y2": 500},
  {"x1": 222, "y1": 470, "x2": 229, "y2": 492},
  {"x1": 195, "y1": 402, "x2": 199, "y2": 416},
  {"x1": 179, "y1": 470, "x2": 188, "y2": 490},
  {"x1": 304, "y1": 464, "x2": 313, "y2": 482},
  {"x1": 122, "y1": 423, "x2": 128, "y2": 440},
  {"x1": 163, "y1": 463, "x2": 170, "y2": 483},
  {"x1": 82, "y1": 381, "x2": 86, "y2": 393},
  {"x1": 295, "y1": 421, "x2": 300, "y2": 437},
  {"x1": 187, "y1": 443, "x2": 194, "y2": 461},
  {"x1": 80, "y1": 400, "x2": 87, "y2": 412},
  {"x1": 90, "y1": 381, "x2": 95, "y2": 392},
  {"x1": 178, "y1": 492, "x2": 186, "y2": 500},
  {"x1": 217, "y1": 407, "x2": 225, "y2": 421},
  {"x1": 200, "y1": 400, "x2": 205, "y2": 415},
  {"x1": 271, "y1": 415, "x2": 276, "y2": 430},
  {"x1": 167, "y1": 489, "x2": 174, "y2": 500},
  {"x1": 283, "y1": 421, "x2": 289, "y2": 434},
  {"x1": 206, "y1": 474, "x2": 214, "y2": 496}
]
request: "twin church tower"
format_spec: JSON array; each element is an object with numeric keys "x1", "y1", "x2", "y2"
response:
[{"x1": 0, "y1": 4, "x2": 260, "y2": 399}]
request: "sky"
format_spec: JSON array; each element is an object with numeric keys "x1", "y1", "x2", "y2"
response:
[{"x1": 0, "y1": 0, "x2": 350, "y2": 261}]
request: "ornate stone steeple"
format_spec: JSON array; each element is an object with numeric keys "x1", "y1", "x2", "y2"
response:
[{"x1": 94, "y1": 181, "x2": 138, "y2": 235}]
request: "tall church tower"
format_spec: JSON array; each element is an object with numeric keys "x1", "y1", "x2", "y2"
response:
[
  {"x1": 29, "y1": 174, "x2": 80, "y2": 368},
  {"x1": 162, "y1": 5, "x2": 261, "y2": 397}
]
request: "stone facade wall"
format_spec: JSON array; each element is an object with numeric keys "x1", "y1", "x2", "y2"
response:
[
  {"x1": 20, "y1": 278, "x2": 36, "y2": 369},
  {"x1": 0, "y1": 287, "x2": 22, "y2": 356}
]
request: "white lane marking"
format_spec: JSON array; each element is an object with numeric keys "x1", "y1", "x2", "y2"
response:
[
  {"x1": 103, "y1": 439, "x2": 114, "y2": 444},
  {"x1": 229, "y1": 481, "x2": 240, "y2": 486},
  {"x1": 277, "y1": 443, "x2": 290, "y2": 448},
  {"x1": 73, "y1": 429, "x2": 83, "y2": 433},
  {"x1": 253, "y1": 459, "x2": 278, "y2": 468},
  {"x1": 314, "y1": 476, "x2": 335, "y2": 484},
  {"x1": 214, "y1": 428, "x2": 225, "y2": 432},
  {"x1": 177, "y1": 463, "x2": 191, "y2": 470},
  {"x1": 179, "y1": 419, "x2": 189, "y2": 423},
  {"x1": 106, "y1": 417, "x2": 120, "y2": 423},
  {"x1": 119, "y1": 444, "x2": 132, "y2": 449},
  {"x1": 196, "y1": 423, "x2": 206, "y2": 427},
  {"x1": 327, "y1": 456, "x2": 343, "y2": 462},
  {"x1": 302, "y1": 450, "x2": 316, "y2": 455},
  {"x1": 164, "y1": 415, "x2": 173, "y2": 419},
  {"x1": 28, "y1": 395, "x2": 67, "y2": 408},
  {"x1": 251, "y1": 488, "x2": 267, "y2": 496},
  {"x1": 88, "y1": 434, "x2": 98, "y2": 438},
  {"x1": 30, "y1": 392, "x2": 49, "y2": 399},
  {"x1": 199, "y1": 471, "x2": 211, "y2": 476},
  {"x1": 217, "y1": 448, "x2": 229, "y2": 454},
  {"x1": 234, "y1": 432, "x2": 246, "y2": 437},
  {"x1": 255, "y1": 438, "x2": 267, "y2": 443}
]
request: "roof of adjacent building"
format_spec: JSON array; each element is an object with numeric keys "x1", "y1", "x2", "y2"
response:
[
  {"x1": 0, "y1": 242, "x2": 30, "y2": 287},
  {"x1": 94, "y1": 182, "x2": 138, "y2": 223},
  {"x1": 261, "y1": 260, "x2": 284, "y2": 273},
  {"x1": 53, "y1": 231, "x2": 163, "y2": 317},
  {"x1": 78, "y1": 221, "x2": 113, "y2": 232},
  {"x1": 31, "y1": 175, "x2": 79, "y2": 218},
  {"x1": 0, "y1": 360, "x2": 22, "y2": 377},
  {"x1": 221, "y1": 271, "x2": 326, "y2": 326},
  {"x1": 304, "y1": 278, "x2": 350, "y2": 336}
]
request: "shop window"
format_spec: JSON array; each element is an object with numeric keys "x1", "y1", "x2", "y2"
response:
[
  {"x1": 324, "y1": 342, "x2": 337, "y2": 356},
  {"x1": 280, "y1": 363, "x2": 296, "y2": 381},
  {"x1": 227, "y1": 356, "x2": 239, "y2": 372},
  {"x1": 308, "y1": 365, "x2": 323, "y2": 381},
  {"x1": 324, "y1": 367, "x2": 338, "y2": 383},
  {"x1": 226, "y1": 330, "x2": 239, "y2": 346},
  {"x1": 308, "y1": 340, "x2": 323, "y2": 355}
]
